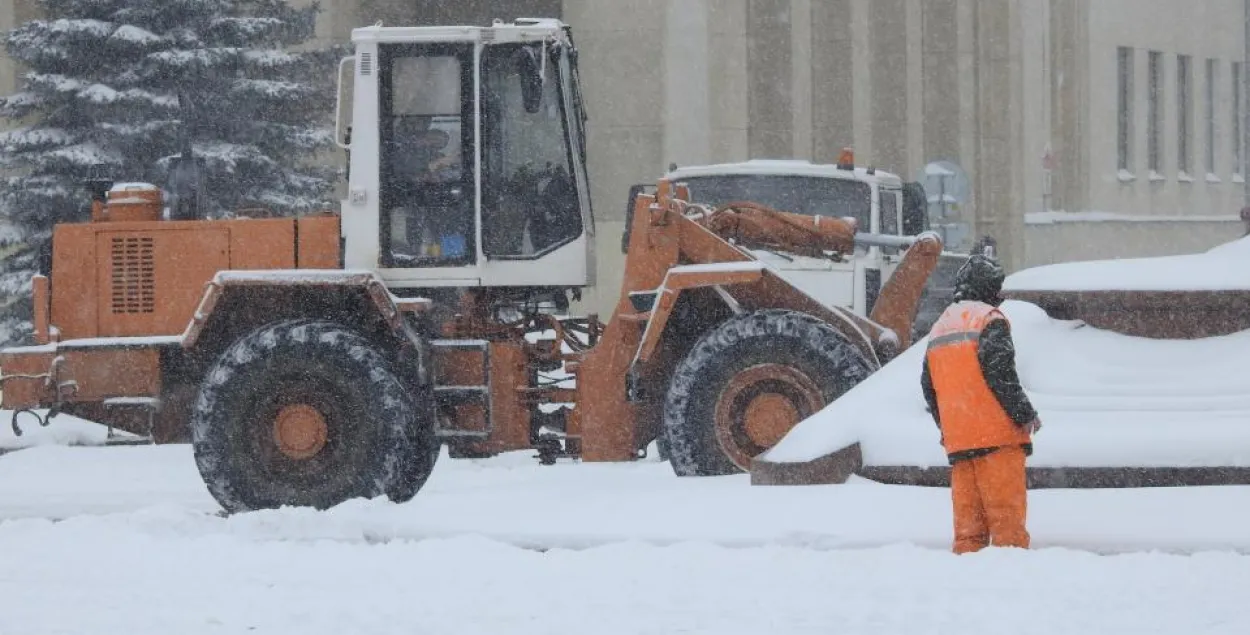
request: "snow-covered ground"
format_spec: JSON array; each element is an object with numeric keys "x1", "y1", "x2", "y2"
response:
[
  {"x1": 0, "y1": 409, "x2": 140, "y2": 453},
  {"x1": 1, "y1": 440, "x2": 1249, "y2": 633}
]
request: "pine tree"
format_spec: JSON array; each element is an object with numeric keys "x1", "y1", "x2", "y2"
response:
[{"x1": 0, "y1": 0, "x2": 340, "y2": 346}]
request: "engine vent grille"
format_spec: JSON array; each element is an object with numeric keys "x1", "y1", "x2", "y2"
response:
[
  {"x1": 359, "y1": 52, "x2": 373, "y2": 76},
  {"x1": 110, "y1": 237, "x2": 155, "y2": 314}
]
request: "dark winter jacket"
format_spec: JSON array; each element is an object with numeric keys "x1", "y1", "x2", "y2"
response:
[{"x1": 920, "y1": 316, "x2": 1038, "y2": 464}]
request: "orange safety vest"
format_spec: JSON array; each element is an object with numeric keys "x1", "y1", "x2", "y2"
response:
[{"x1": 925, "y1": 301, "x2": 1032, "y2": 456}]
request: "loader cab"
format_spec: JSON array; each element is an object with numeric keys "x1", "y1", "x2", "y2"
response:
[{"x1": 338, "y1": 19, "x2": 594, "y2": 292}]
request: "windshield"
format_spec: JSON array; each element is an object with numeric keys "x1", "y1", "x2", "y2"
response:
[
  {"x1": 480, "y1": 43, "x2": 582, "y2": 259},
  {"x1": 677, "y1": 175, "x2": 872, "y2": 230}
]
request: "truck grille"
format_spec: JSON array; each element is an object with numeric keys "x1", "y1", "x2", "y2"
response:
[{"x1": 110, "y1": 237, "x2": 155, "y2": 314}]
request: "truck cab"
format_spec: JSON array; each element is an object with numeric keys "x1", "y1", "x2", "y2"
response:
[{"x1": 626, "y1": 154, "x2": 956, "y2": 339}]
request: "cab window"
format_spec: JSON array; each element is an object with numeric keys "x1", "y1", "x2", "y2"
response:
[
  {"x1": 480, "y1": 45, "x2": 582, "y2": 259},
  {"x1": 679, "y1": 175, "x2": 872, "y2": 231},
  {"x1": 880, "y1": 188, "x2": 900, "y2": 235}
]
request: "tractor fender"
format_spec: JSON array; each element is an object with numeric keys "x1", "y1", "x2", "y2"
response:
[
  {"x1": 631, "y1": 262, "x2": 768, "y2": 368},
  {"x1": 179, "y1": 270, "x2": 433, "y2": 386},
  {"x1": 631, "y1": 262, "x2": 883, "y2": 372}
]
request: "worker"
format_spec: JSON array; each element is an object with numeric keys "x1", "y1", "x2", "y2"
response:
[
  {"x1": 388, "y1": 116, "x2": 466, "y2": 259},
  {"x1": 391, "y1": 116, "x2": 461, "y2": 189},
  {"x1": 920, "y1": 254, "x2": 1042, "y2": 554}
]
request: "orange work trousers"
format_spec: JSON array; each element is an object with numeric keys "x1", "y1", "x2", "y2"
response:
[{"x1": 949, "y1": 445, "x2": 1030, "y2": 554}]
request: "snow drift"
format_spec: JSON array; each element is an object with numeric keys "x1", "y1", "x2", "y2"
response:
[
  {"x1": 753, "y1": 299, "x2": 1250, "y2": 484},
  {"x1": 1005, "y1": 234, "x2": 1250, "y2": 292}
]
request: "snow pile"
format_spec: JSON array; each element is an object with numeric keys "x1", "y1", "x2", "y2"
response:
[
  {"x1": 1004, "y1": 235, "x2": 1250, "y2": 292},
  {"x1": 764, "y1": 300, "x2": 1250, "y2": 468},
  {"x1": 0, "y1": 410, "x2": 139, "y2": 452}
]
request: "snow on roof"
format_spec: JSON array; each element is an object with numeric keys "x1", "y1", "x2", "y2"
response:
[
  {"x1": 212, "y1": 269, "x2": 380, "y2": 285},
  {"x1": 1004, "y1": 235, "x2": 1250, "y2": 292},
  {"x1": 109, "y1": 182, "x2": 159, "y2": 192},
  {"x1": 55, "y1": 335, "x2": 183, "y2": 350},
  {"x1": 665, "y1": 159, "x2": 904, "y2": 187},
  {"x1": 762, "y1": 299, "x2": 1250, "y2": 469},
  {"x1": 666, "y1": 261, "x2": 768, "y2": 274},
  {"x1": 352, "y1": 19, "x2": 569, "y2": 45},
  {"x1": 924, "y1": 163, "x2": 956, "y2": 177}
]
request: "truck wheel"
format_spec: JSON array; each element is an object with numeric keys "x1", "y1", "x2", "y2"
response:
[
  {"x1": 190, "y1": 319, "x2": 436, "y2": 513},
  {"x1": 663, "y1": 309, "x2": 875, "y2": 476}
]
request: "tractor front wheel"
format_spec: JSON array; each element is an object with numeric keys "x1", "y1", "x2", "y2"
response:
[
  {"x1": 663, "y1": 309, "x2": 875, "y2": 476},
  {"x1": 190, "y1": 319, "x2": 437, "y2": 513}
]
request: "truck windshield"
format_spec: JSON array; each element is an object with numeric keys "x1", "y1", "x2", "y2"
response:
[{"x1": 678, "y1": 175, "x2": 872, "y2": 229}]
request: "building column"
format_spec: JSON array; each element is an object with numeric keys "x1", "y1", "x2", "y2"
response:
[
  {"x1": 905, "y1": 0, "x2": 925, "y2": 174},
  {"x1": 968, "y1": 0, "x2": 1027, "y2": 272},
  {"x1": 954, "y1": 0, "x2": 979, "y2": 234},
  {"x1": 811, "y1": 0, "x2": 855, "y2": 163},
  {"x1": 850, "y1": 0, "x2": 874, "y2": 160},
  {"x1": 708, "y1": 0, "x2": 750, "y2": 161},
  {"x1": 747, "y1": 0, "x2": 793, "y2": 157},
  {"x1": 921, "y1": 0, "x2": 962, "y2": 166},
  {"x1": 868, "y1": 0, "x2": 909, "y2": 173},
  {"x1": 664, "y1": 0, "x2": 712, "y2": 168},
  {"x1": 791, "y1": 0, "x2": 814, "y2": 159}
]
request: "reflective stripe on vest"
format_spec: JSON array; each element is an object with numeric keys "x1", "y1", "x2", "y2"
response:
[{"x1": 925, "y1": 301, "x2": 1030, "y2": 455}]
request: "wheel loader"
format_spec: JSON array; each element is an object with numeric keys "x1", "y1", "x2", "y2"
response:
[{"x1": 0, "y1": 18, "x2": 945, "y2": 513}]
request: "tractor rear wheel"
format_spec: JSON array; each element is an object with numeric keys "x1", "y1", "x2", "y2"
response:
[
  {"x1": 190, "y1": 319, "x2": 437, "y2": 513},
  {"x1": 663, "y1": 309, "x2": 875, "y2": 477}
]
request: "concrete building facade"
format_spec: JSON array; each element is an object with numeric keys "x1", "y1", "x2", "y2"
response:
[
  {"x1": 1027, "y1": 0, "x2": 1248, "y2": 267},
  {"x1": 0, "y1": 0, "x2": 1246, "y2": 315}
]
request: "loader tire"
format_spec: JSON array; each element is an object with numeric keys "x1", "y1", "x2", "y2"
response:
[
  {"x1": 190, "y1": 319, "x2": 437, "y2": 513},
  {"x1": 663, "y1": 309, "x2": 875, "y2": 477}
]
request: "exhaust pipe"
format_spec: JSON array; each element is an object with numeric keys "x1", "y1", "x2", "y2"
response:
[{"x1": 853, "y1": 230, "x2": 943, "y2": 251}]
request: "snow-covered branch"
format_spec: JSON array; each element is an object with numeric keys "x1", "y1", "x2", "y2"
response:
[{"x1": 0, "y1": 0, "x2": 338, "y2": 346}]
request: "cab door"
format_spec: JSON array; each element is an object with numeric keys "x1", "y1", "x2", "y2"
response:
[
  {"x1": 375, "y1": 43, "x2": 478, "y2": 272},
  {"x1": 879, "y1": 186, "x2": 905, "y2": 282},
  {"x1": 476, "y1": 42, "x2": 590, "y2": 288}
]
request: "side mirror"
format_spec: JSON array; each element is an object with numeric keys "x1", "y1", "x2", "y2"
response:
[
  {"x1": 622, "y1": 184, "x2": 646, "y2": 254},
  {"x1": 515, "y1": 47, "x2": 544, "y2": 114}
]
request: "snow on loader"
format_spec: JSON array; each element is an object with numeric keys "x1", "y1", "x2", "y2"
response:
[{"x1": 0, "y1": 19, "x2": 943, "y2": 512}]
